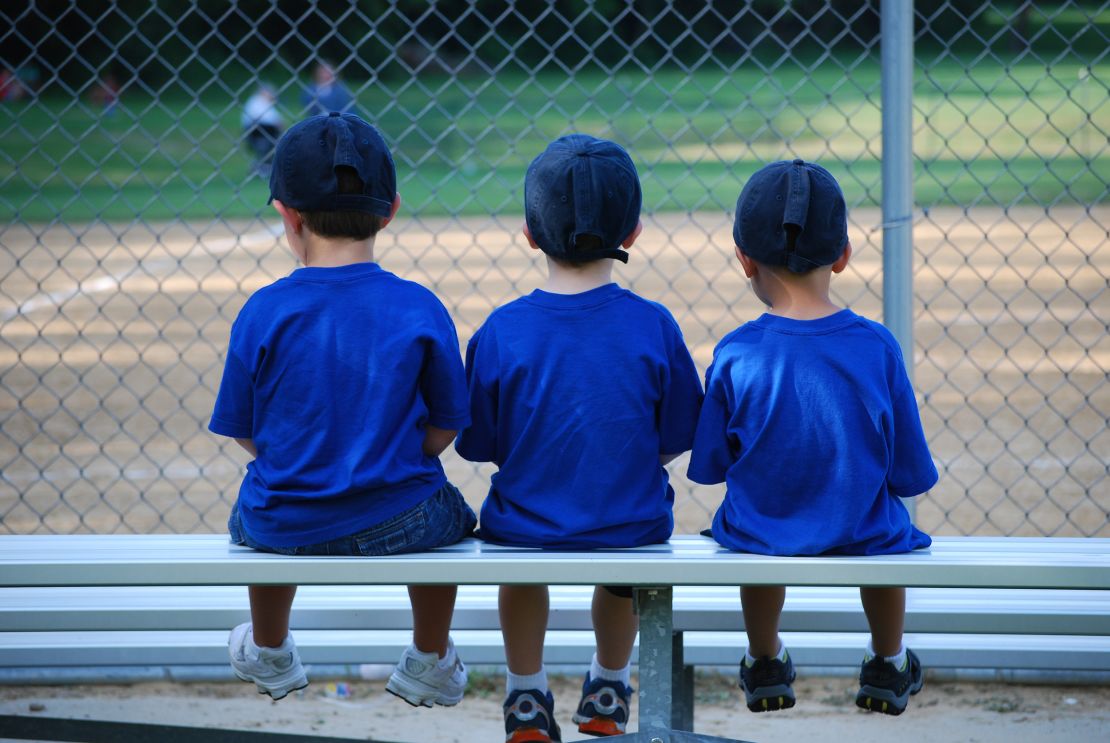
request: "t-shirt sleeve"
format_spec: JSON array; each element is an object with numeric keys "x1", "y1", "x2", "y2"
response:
[
  {"x1": 419, "y1": 305, "x2": 471, "y2": 430},
  {"x1": 657, "y1": 325, "x2": 704, "y2": 455},
  {"x1": 209, "y1": 348, "x2": 254, "y2": 439},
  {"x1": 686, "y1": 363, "x2": 734, "y2": 485},
  {"x1": 455, "y1": 327, "x2": 498, "y2": 463},
  {"x1": 887, "y1": 380, "x2": 939, "y2": 497}
]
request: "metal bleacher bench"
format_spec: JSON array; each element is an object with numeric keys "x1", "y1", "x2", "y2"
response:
[{"x1": 1, "y1": 534, "x2": 1109, "y2": 742}]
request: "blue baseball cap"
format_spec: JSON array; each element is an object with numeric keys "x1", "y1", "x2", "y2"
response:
[
  {"x1": 525, "y1": 134, "x2": 642, "y2": 264},
  {"x1": 269, "y1": 112, "x2": 396, "y2": 217},
  {"x1": 733, "y1": 159, "x2": 848, "y2": 273}
]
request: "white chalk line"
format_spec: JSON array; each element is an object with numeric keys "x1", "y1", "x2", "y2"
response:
[{"x1": 1, "y1": 226, "x2": 283, "y2": 322}]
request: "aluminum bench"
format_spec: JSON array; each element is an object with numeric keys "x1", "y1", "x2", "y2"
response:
[{"x1": 1, "y1": 534, "x2": 1108, "y2": 742}]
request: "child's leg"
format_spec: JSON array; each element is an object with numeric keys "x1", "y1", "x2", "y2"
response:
[
  {"x1": 500, "y1": 584, "x2": 549, "y2": 676},
  {"x1": 500, "y1": 585, "x2": 560, "y2": 742},
  {"x1": 859, "y1": 586, "x2": 905, "y2": 656},
  {"x1": 591, "y1": 586, "x2": 638, "y2": 671},
  {"x1": 409, "y1": 585, "x2": 457, "y2": 657},
  {"x1": 738, "y1": 585, "x2": 795, "y2": 713},
  {"x1": 740, "y1": 585, "x2": 786, "y2": 657},
  {"x1": 572, "y1": 587, "x2": 637, "y2": 736},
  {"x1": 856, "y1": 586, "x2": 923, "y2": 715},
  {"x1": 248, "y1": 585, "x2": 297, "y2": 647}
]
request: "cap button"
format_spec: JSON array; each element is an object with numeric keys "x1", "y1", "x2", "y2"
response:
[
  {"x1": 328, "y1": 111, "x2": 341, "y2": 117},
  {"x1": 792, "y1": 158, "x2": 805, "y2": 166}
]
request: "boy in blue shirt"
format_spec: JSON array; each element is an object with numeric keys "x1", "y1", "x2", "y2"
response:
[
  {"x1": 209, "y1": 112, "x2": 477, "y2": 707},
  {"x1": 688, "y1": 159, "x2": 938, "y2": 717},
  {"x1": 456, "y1": 135, "x2": 704, "y2": 742}
]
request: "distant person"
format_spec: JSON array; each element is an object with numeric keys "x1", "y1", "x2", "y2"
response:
[
  {"x1": 688, "y1": 159, "x2": 938, "y2": 717},
  {"x1": 89, "y1": 73, "x2": 120, "y2": 117},
  {"x1": 241, "y1": 84, "x2": 283, "y2": 177},
  {"x1": 301, "y1": 61, "x2": 353, "y2": 115},
  {"x1": 456, "y1": 134, "x2": 704, "y2": 742},
  {"x1": 210, "y1": 112, "x2": 476, "y2": 708},
  {"x1": 0, "y1": 69, "x2": 25, "y2": 102}
]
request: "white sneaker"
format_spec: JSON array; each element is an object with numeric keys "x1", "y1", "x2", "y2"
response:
[
  {"x1": 386, "y1": 638, "x2": 467, "y2": 707},
  {"x1": 228, "y1": 622, "x2": 308, "y2": 700}
]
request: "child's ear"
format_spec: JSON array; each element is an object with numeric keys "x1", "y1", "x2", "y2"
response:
[
  {"x1": 379, "y1": 192, "x2": 402, "y2": 229},
  {"x1": 522, "y1": 223, "x2": 541, "y2": 251},
  {"x1": 831, "y1": 242, "x2": 852, "y2": 274},
  {"x1": 272, "y1": 200, "x2": 303, "y2": 235},
  {"x1": 621, "y1": 220, "x2": 643, "y2": 249},
  {"x1": 735, "y1": 245, "x2": 758, "y2": 278}
]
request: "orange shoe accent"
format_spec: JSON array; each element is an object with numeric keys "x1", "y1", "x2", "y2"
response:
[
  {"x1": 577, "y1": 718, "x2": 623, "y2": 736},
  {"x1": 507, "y1": 729, "x2": 553, "y2": 743}
]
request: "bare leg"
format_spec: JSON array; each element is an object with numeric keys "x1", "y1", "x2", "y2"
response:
[
  {"x1": 860, "y1": 586, "x2": 906, "y2": 657},
  {"x1": 409, "y1": 585, "x2": 458, "y2": 657},
  {"x1": 500, "y1": 585, "x2": 549, "y2": 675},
  {"x1": 740, "y1": 585, "x2": 786, "y2": 658},
  {"x1": 592, "y1": 587, "x2": 638, "y2": 670},
  {"x1": 248, "y1": 585, "x2": 297, "y2": 647}
]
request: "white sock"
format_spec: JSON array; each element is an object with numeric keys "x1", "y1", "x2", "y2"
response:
[
  {"x1": 867, "y1": 641, "x2": 907, "y2": 669},
  {"x1": 507, "y1": 667, "x2": 548, "y2": 695},
  {"x1": 744, "y1": 640, "x2": 787, "y2": 666},
  {"x1": 590, "y1": 653, "x2": 631, "y2": 687}
]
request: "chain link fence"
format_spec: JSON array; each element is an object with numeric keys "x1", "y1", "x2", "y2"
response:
[{"x1": 1, "y1": 1, "x2": 1106, "y2": 538}]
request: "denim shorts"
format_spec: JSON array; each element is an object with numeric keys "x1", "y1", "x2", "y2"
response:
[{"x1": 228, "y1": 481, "x2": 477, "y2": 556}]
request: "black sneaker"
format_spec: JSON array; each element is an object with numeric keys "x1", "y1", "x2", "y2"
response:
[
  {"x1": 504, "y1": 688, "x2": 562, "y2": 743},
  {"x1": 571, "y1": 673, "x2": 633, "y2": 737},
  {"x1": 738, "y1": 650, "x2": 796, "y2": 713},
  {"x1": 855, "y1": 647, "x2": 924, "y2": 716}
]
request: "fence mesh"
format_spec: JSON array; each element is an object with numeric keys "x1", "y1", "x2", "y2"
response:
[{"x1": 1, "y1": 1, "x2": 1107, "y2": 537}]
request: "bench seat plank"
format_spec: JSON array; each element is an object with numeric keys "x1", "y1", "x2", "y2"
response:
[
  {"x1": 2, "y1": 535, "x2": 1108, "y2": 590},
  {"x1": 2, "y1": 585, "x2": 1108, "y2": 635}
]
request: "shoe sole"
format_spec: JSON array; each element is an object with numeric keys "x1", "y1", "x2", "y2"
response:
[
  {"x1": 385, "y1": 673, "x2": 464, "y2": 708},
  {"x1": 855, "y1": 675, "x2": 924, "y2": 716},
  {"x1": 741, "y1": 683, "x2": 796, "y2": 713},
  {"x1": 233, "y1": 670, "x2": 308, "y2": 701},
  {"x1": 573, "y1": 716, "x2": 625, "y2": 736},
  {"x1": 506, "y1": 729, "x2": 557, "y2": 743}
]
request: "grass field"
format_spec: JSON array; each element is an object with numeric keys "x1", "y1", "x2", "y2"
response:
[{"x1": 1, "y1": 54, "x2": 1106, "y2": 222}]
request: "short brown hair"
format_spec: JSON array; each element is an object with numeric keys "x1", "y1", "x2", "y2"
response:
[{"x1": 301, "y1": 167, "x2": 385, "y2": 239}]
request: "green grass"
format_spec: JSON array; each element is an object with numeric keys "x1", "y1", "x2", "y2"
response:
[{"x1": 1, "y1": 54, "x2": 1106, "y2": 223}]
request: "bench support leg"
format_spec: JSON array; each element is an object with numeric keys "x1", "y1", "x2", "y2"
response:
[
  {"x1": 672, "y1": 640, "x2": 694, "y2": 731},
  {"x1": 634, "y1": 586, "x2": 673, "y2": 737}
]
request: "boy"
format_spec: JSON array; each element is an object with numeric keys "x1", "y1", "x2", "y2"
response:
[
  {"x1": 456, "y1": 134, "x2": 704, "y2": 742},
  {"x1": 688, "y1": 159, "x2": 938, "y2": 717},
  {"x1": 209, "y1": 112, "x2": 477, "y2": 708}
]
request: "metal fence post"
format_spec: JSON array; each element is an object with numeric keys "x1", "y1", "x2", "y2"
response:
[{"x1": 881, "y1": 0, "x2": 916, "y2": 521}]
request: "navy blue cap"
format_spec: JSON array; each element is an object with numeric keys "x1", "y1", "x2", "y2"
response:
[
  {"x1": 525, "y1": 134, "x2": 642, "y2": 264},
  {"x1": 733, "y1": 159, "x2": 848, "y2": 273},
  {"x1": 269, "y1": 112, "x2": 396, "y2": 217}
]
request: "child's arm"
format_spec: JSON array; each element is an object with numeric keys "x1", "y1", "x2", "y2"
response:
[
  {"x1": 235, "y1": 438, "x2": 257, "y2": 458},
  {"x1": 422, "y1": 426, "x2": 457, "y2": 458}
]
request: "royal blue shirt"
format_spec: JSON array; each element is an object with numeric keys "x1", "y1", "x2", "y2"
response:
[
  {"x1": 687, "y1": 310, "x2": 937, "y2": 556},
  {"x1": 456, "y1": 283, "x2": 704, "y2": 548},
  {"x1": 209, "y1": 262, "x2": 469, "y2": 547}
]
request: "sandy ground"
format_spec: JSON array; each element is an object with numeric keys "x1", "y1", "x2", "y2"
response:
[{"x1": 1, "y1": 672, "x2": 1108, "y2": 743}]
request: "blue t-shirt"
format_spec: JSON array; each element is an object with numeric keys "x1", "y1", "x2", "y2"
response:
[
  {"x1": 456, "y1": 283, "x2": 704, "y2": 549},
  {"x1": 209, "y1": 262, "x2": 469, "y2": 547},
  {"x1": 687, "y1": 310, "x2": 937, "y2": 556}
]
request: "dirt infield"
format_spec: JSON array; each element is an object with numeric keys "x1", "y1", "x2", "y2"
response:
[
  {"x1": 1, "y1": 205, "x2": 1106, "y2": 537},
  {"x1": 2, "y1": 672, "x2": 1109, "y2": 742}
]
